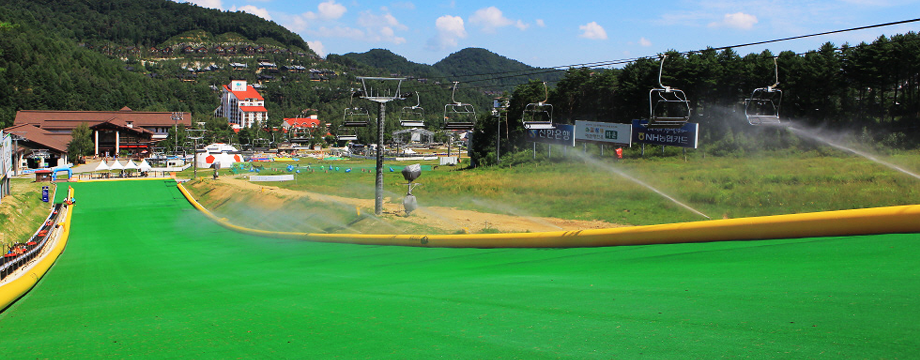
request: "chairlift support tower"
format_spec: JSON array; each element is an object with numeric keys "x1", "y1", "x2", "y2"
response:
[
  {"x1": 356, "y1": 76, "x2": 406, "y2": 215},
  {"x1": 522, "y1": 82, "x2": 555, "y2": 130},
  {"x1": 744, "y1": 57, "x2": 783, "y2": 126},
  {"x1": 648, "y1": 54, "x2": 691, "y2": 128}
]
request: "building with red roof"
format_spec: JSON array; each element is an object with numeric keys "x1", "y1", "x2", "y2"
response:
[
  {"x1": 282, "y1": 115, "x2": 323, "y2": 137},
  {"x1": 214, "y1": 80, "x2": 268, "y2": 130}
]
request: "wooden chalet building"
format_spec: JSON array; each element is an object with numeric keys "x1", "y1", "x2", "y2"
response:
[{"x1": 5, "y1": 107, "x2": 192, "y2": 166}]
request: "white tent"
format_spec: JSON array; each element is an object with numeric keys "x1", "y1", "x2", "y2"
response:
[
  {"x1": 125, "y1": 160, "x2": 138, "y2": 171},
  {"x1": 93, "y1": 161, "x2": 110, "y2": 171},
  {"x1": 138, "y1": 160, "x2": 152, "y2": 172},
  {"x1": 109, "y1": 160, "x2": 125, "y2": 170}
]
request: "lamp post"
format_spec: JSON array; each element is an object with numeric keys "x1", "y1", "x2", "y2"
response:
[
  {"x1": 171, "y1": 112, "x2": 183, "y2": 156},
  {"x1": 491, "y1": 108, "x2": 500, "y2": 164},
  {"x1": 186, "y1": 128, "x2": 205, "y2": 179},
  {"x1": 10, "y1": 133, "x2": 24, "y2": 176}
]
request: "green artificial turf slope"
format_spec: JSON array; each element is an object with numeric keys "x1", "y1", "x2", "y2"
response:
[{"x1": 0, "y1": 179, "x2": 918, "y2": 358}]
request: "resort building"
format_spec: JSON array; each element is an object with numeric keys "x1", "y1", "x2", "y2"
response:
[
  {"x1": 214, "y1": 80, "x2": 268, "y2": 130},
  {"x1": 281, "y1": 115, "x2": 323, "y2": 138},
  {"x1": 4, "y1": 107, "x2": 191, "y2": 169}
]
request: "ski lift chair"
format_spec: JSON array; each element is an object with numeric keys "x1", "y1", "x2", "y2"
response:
[
  {"x1": 648, "y1": 55, "x2": 691, "y2": 128},
  {"x1": 400, "y1": 92, "x2": 426, "y2": 128},
  {"x1": 745, "y1": 57, "x2": 783, "y2": 126},
  {"x1": 336, "y1": 124, "x2": 358, "y2": 142},
  {"x1": 522, "y1": 81, "x2": 555, "y2": 130},
  {"x1": 442, "y1": 82, "x2": 476, "y2": 131},
  {"x1": 337, "y1": 101, "x2": 370, "y2": 141}
]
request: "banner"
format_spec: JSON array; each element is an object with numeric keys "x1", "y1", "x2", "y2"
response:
[
  {"x1": 526, "y1": 124, "x2": 575, "y2": 147},
  {"x1": 249, "y1": 175, "x2": 295, "y2": 182},
  {"x1": 574, "y1": 121, "x2": 631, "y2": 146},
  {"x1": 631, "y1": 119, "x2": 699, "y2": 149}
]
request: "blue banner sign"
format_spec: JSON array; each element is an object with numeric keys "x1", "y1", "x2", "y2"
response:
[
  {"x1": 631, "y1": 120, "x2": 699, "y2": 149},
  {"x1": 527, "y1": 124, "x2": 575, "y2": 147},
  {"x1": 41, "y1": 186, "x2": 49, "y2": 202}
]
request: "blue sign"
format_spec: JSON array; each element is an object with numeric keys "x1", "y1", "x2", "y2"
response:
[
  {"x1": 526, "y1": 124, "x2": 575, "y2": 147},
  {"x1": 631, "y1": 120, "x2": 699, "y2": 149},
  {"x1": 41, "y1": 186, "x2": 49, "y2": 202}
]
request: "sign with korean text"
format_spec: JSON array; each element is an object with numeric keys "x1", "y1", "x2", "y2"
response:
[
  {"x1": 631, "y1": 119, "x2": 699, "y2": 149},
  {"x1": 574, "y1": 121, "x2": 631, "y2": 146},
  {"x1": 526, "y1": 124, "x2": 575, "y2": 147}
]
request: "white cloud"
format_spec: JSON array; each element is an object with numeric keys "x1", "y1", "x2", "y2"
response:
[
  {"x1": 535, "y1": 19, "x2": 545, "y2": 27},
  {"x1": 709, "y1": 12, "x2": 758, "y2": 29},
  {"x1": 231, "y1": 5, "x2": 271, "y2": 21},
  {"x1": 469, "y1": 6, "x2": 513, "y2": 33},
  {"x1": 304, "y1": 10, "x2": 407, "y2": 45},
  {"x1": 578, "y1": 21, "x2": 607, "y2": 40},
  {"x1": 426, "y1": 15, "x2": 466, "y2": 50},
  {"x1": 358, "y1": 11, "x2": 408, "y2": 31},
  {"x1": 639, "y1": 37, "x2": 652, "y2": 47},
  {"x1": 356, "y1": 10, "x2": 408, "y2": 44},
  {"x1": 282, "y1": 15, "x2": 310, "y2": 32},
  {"x1": 305, "y1": 0, "x2": 347, "y2": 20},
  {"x1": 515, "y1": 20, "x2": 529, "y2": 31},
  {"x1": 307, "y1": 41, "x2": 327, "y2": 58}
]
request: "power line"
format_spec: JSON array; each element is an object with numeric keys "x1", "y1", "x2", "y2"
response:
[
  {"x1": 403, "y1": 17, "x2": 920, "y2": 85},
  {"x1": 340, "y1": 17, "x2": 920, "y2": 99}
]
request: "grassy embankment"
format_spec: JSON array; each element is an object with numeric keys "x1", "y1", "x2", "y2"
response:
[
  {"x1": 185, "y1": 148, "x2": 920, "y2": 229},
  {"x1": 184, "y1": 176, "x2": 449, "y2": 235},
  {"x1": 0, "y1": 179, "x2": 54, "y2": 249}
]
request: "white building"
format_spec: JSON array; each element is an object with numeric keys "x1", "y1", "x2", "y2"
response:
[{"x1": 214, "y1": 80, "x2": 268, "y2": 130}]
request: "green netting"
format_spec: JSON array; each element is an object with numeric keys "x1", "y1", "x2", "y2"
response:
[{"x1": 0, "y1": 179, "x2": 918, "y2": 358}]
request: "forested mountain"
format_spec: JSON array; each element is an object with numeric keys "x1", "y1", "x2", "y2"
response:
[
  {"x1": 433, "y1": 48, "x2": 564, "y2": 92},
  {"x1": 0, "y1": 0, "x2": 311, "y2": 52},
  {"x1": 0, "y1": 20, "x2": 216, "y2": 127},
  {"x1": 341, "y1": 47, "x2": 564, "y2": 93},
  {"x1": 339, "y1": 49, "x2": 444, "y2": 79}
]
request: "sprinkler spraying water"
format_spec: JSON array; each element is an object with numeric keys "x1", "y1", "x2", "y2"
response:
[
  {"x1": 787, "y1": 124, "x2": 920, "y2": 181},
  {"x1": 573, "y1": 152, "x2": 711, "y2": 220}
]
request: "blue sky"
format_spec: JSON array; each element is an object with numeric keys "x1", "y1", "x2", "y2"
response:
[{"x1": 175, "y1": 0, "x2": 920, "y2": 67}]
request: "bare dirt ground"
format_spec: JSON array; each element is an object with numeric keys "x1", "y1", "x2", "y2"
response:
[{"x1": 217, "y1": 176, "x2": 625, "y2": 233}]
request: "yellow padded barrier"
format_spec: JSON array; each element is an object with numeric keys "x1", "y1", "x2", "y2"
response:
[
  {"x1": 177, "y1": 182, "x2": 920, "y2": 248},
  {"x1": 0, "y1": 187, "x2": 74, "y2": 310}
]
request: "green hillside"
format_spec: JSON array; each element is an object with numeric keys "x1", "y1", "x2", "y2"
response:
[{"x1": 0, "y1": 0, "x2": 311, "y2": 52}]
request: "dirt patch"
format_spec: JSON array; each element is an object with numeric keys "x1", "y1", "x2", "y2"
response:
[{"x1": 204, "y1": 176, "x2": 626, "y2": 234}]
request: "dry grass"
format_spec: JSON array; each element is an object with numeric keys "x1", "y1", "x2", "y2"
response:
[{"x1": 0, "y1": 179, "x2": 55, "y2": 248}]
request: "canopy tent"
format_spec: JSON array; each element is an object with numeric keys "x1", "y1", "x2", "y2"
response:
[
  {"x1": 125, "y1": 160, "x2": 138, "y2": 171},
  {"x1": 138, "y1": 160, "x2": 152, "y2": 172},
  {"x1": 93, "y1": 161, "x2": 110, "y2": 171},
  {"x1": 108, "y1": 160, "x2": 124, "y2": 171}
]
